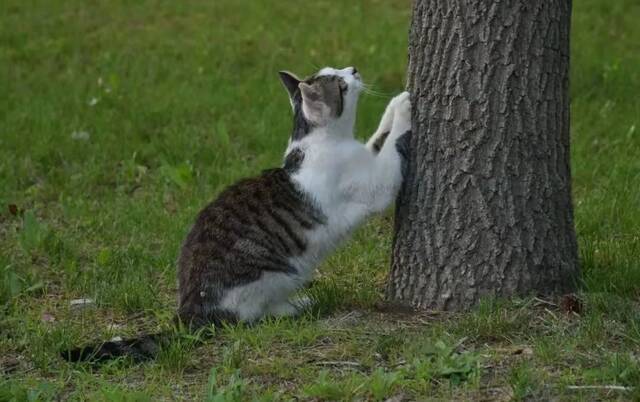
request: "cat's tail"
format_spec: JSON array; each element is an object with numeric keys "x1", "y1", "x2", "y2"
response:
[
  {"x1": 60, "y1": 332, "x2": 172, "y2": 363},
  {"x1": 61, "y1": 314, "x2": 225, "y2": 364}
]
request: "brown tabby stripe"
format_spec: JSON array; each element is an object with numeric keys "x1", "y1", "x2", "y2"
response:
[
  {"x1": 259, "y1": 212, "x2": 297, "y2": 254},
  {"x1": 244, "y1": 187, "x2": 305, "y2": 253},
  {"x1": 238, "y1": 182, "x2": 293, "y2": 255},
  {"x1": 273, "y1": 180, "x2": 325, "y2": 225},
  {"x1": 272, "y1": 197, "x2": 316, "y2": 229},
  {"x1": 219, "y1": 204, "x2": 276, "y2": 253},
  {"x1": 244, "y1": 201, "x2": 294, "y2": 254},
  {"x1": 221, "y1": 198, "x2": 289, "y2": 255},
  {"x1": 267, "y1": 208, "x2": 307, "y2": 252}
]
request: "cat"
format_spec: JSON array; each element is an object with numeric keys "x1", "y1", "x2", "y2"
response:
[{"x1": 62, "y1": 66, "x2": 411, "y2": 363}]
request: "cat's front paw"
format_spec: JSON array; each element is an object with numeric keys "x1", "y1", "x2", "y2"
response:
[
  {"x1": 385, "y1": 91, "x2": 410, "y2": 117},
  {"x1": 380, "y1": 91, "x2": 410, "y2": 126},
  {"x1": 389, "y1": 91, "x2": 410, "y2": 110},
  {"x1": 390, "y1": 92, "x2": 411, "y2": 139},
  {"x1": 392, "y1": 92, "x2": 411, "y2": 126}
]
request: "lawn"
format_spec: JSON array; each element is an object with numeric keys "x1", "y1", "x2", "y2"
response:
[{"x1": 1, "y1": 0, "x2": 639, "y2": 400}]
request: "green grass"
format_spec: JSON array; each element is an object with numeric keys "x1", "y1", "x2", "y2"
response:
[{"x1": 1, "y1": 0, "x2": 639, "y2": 400}]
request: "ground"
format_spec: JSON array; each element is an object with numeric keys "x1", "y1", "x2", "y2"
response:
[{"x1": 1, "y1": 0, "x2": 639, "y2": 400}]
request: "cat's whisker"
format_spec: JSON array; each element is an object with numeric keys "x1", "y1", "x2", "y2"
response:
[
  {"x1": 362, "y1": 86, "x2": 393, "y2": 98},
  {"x1": 364, "y1": 89, "x2": 390, "y2": 97},
  {"x1": 360, "y1": 82, "x2": 394, "y2": 98},
  {"x1": 364, "y1": 87, "x2": 391, "y2": 96}
]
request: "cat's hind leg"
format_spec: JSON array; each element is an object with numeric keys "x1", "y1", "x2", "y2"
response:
[
  {"x1": 219, "y1": 271, "x2": 302, "y2": 322},
  {"x1": 266, "y1": 295, "x2": 313, "y2": 318},
  {"x1": 266, "y1": 301, "x2": 300, "y2": 317}
]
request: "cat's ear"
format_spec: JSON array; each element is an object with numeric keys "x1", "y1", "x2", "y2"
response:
[
  {"x1": 299, "y1": 82, "x2": 330, "y2": 125},
  {"x1": 278, "y1": 71, "x2": 301, "y2": 99}
]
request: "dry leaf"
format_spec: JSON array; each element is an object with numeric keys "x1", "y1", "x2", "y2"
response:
[{"x1": 560, "y1": 293, "x2": 583, "y2": 315}]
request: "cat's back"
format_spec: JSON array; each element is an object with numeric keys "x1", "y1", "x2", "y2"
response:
[{"x1": 178, "y1": 167, "x2": 325, "y2": 287}]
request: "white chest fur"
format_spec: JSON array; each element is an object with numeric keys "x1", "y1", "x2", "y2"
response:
[{"x1": 287, "y1": 133, "x2": 384, "y2": 278}]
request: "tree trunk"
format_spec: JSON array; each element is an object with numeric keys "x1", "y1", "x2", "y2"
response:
[{"x1": 386, "y1": 0, "x2": 579, "y2": 311}]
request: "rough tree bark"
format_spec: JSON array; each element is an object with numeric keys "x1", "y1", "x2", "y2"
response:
[{"x1": 386, "y1": 0, "x2": 579, "y2": 310}]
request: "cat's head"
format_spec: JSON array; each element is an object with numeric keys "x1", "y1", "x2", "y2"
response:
[{"x1": 279, "y1": 66, "x2": 362, "y2": 140}]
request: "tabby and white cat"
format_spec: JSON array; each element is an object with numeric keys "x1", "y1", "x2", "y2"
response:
[
  {"x1": 178, "y1": 66, "x2": 411, "y2": 325},
  {"x1": 63, "y1": 66, "x2": 411, "y2": 362}
]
